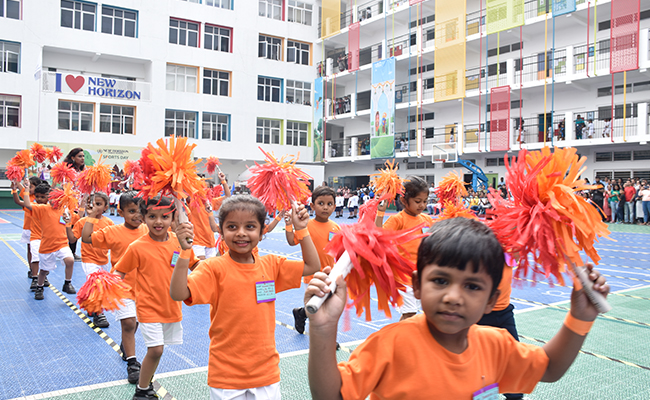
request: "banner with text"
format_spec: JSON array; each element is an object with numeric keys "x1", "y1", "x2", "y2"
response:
[
  {"x1": 370, "y1": 58, "x2": 396, "y2": 159},
  {"x1": 42, "y1": 71, "x2": 151, "y2": 101},
  {"x1": 27, "y1": 142, "x2": 142, "y2": 170}
]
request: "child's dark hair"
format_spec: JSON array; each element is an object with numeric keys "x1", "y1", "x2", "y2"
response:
[
  {"x1": 92, "y1": 192, "x2": 110, "y2": 207},
  {"x1": 312, "y1": 186, "x2": 336, "y2": 203},
  {"x1": 403, "y1": 175, "x2": 428, "y2": 202},
  {"x1": 139, "y1": 195, "x2": 176, "y2": 218},
  {"x1": 34, "y1": 183, "x2": 51, "y2": 195},
  {"x1": 218, "y1": 195, "x2": 266, "y2": 235},
  {"x1": 417, "y1": 218, "x2": 504, "y2": 296},
  {"x1": 119, "y1": 191, "x2": 138, "y2": 210},
  {"x1": 29, "y1": 176, "x2": 42, "y2": 187}
]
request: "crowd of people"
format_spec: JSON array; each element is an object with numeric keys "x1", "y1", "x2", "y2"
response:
[{"x1": 582, "y1": 176, "x2": 650, "y2": 225}]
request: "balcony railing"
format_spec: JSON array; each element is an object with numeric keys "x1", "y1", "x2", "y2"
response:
[{"x1": 574, "y1": 40, "x2": 610, "y2": 74}]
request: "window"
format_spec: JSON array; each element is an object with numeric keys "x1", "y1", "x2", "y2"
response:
[
  {"x1": 165, "y1": 110, "x2": 196, "y2": 138},
  {"x1": 259, "y1": 0, "x2": 282, "y2": 20},
  {"x1": 169, "y1": 18, "x2": 199, "y2": 47},
  {"x1": 287, "y1": 40, "x2": 310, "y2": 65},
  {"x1": 286, "y1": 80, "x2": 310, "y2": 105},
  {"x1": 99, "y1": 104, "x2": 134, "y2": 135},
  {"x1": 287, "y1": 121, "x2": 308, "y2": 146},
  {"x1": 202, "y1": 113, "x2": 229, "y2": 141},
  {"x1": 288, "y1": 1, "x2": 312, "y2": 25},
  {"x1": 259, "y1": 34, "x2": 282, "y2": 60},
  {"x1": 0, "y1": 94, "x2": 19, "y2": 127},
  {"x1": 203, "y1": 69, "x2": 230, "y2": 96},
  {"x1": 101, "y1": 6, "x2": 137, "y2": 37},
  {"x1": 1, "y1": 0, "x2": 20, "y2": 19},
  {"x1": 58, "y1": 100, "x2": 94, "y2": 132},
  {"x1": 205, "y1": 25, "x2": 231, "y2": 52},
  {"x1": 634, "y1": 150, "x2": 650, "y2": 161},
  {"x1": 206, "y1": 0, "x2": 231, "y2": 9},
  {"x1": 61, "y1": 1, "x2": 96, "y2": 31},
  {"x1": 595, "y1": 152, "x2": 612, "y2": 162},
  {"x1": 0, "y1": 40, "x2": 19, "y2": 73},
  {"x1": 613, "y1": 151, "x2": 632, "y2": 161},
  {"x1": 257, "y1": 77, "x2": 282, "y2": 102},
  {"x1": 256, "y1": 118, "x2": 280, "y2": 144},
  {"x1": 166, "y1": 64, "x2": 198, "y2": 92}
]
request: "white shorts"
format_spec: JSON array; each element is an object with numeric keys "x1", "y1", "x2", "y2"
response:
[
  {"x1": 21, "y1": 229, "x2": 31, "y2": 244},
  {"x1": 192, "y1": 245, "x2": 217, "y2": 259},
  {"x1": 39, "y1": 247, "x2": 74, "y2": 272},
  {"x1": 30, "y1": 240, "x2": 41, "y2": 262},
  {"x1": 113, "y1": 298, "x2": 137, "y2": 321},
  {"x1": 210, "y1": 383, "x2": 280, "y2": 400},
  {"x1": 81, "y1": 262, "x2": 110, "y2": 277},
  {"x1": 139, "y1": 321, "x2": 183, "y2": 348},
  {"x1": 399, "y1": 286, "x2": 421, "y2": 315}
]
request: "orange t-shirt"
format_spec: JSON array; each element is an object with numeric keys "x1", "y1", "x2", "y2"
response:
[
  {"x1": 72, "y1": 216, "x2": 114, "y2": 265},
  {"x1": 303, "y1": 218, "x2": 341, "y2": 283},
  {"x1": 21, "y1": 191, "x2": 35, "y2": 230},
  {"x1": 29, "y1": 204, "x2": 68, "y2": 254},
  {"x1": 30, "y1": 210, "x2": 42, "y2": 241},
  {"x1": 189, "y1": 205, "x2": 216, "y2": 248},
  {"x1": 91, "y1": 223, "x2": 148, "y2": 299},
  {"x1": 115, "y1": 232, "x2": 200, "y2": 323},
  {"x1": 185, "y1": 253, "x2": 304, "y2": 389},
  {"x1": 493, "y1": 264, "x2": 513, "y2": 312},
  {"x1": 338, "y1": 314, "x2": 549, "y2": 399},
  {"x1": 383, "y1": 211, "x2": 433, "y2": 283}
]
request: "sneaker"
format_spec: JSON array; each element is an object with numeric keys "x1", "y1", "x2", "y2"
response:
[
  {"x1": 34, "y1": 286, "x2": 44, "y2": 300},
  {"x1": 62, "y1": 282, "x2": 76, "y2": 294},
  {"x1": 127, "y1": 359, "x2": 141, "y2": 384},
  {"x1": 27, "y1": 270, "x2": 32, "y2": 279},
  {"x1": 43, "y1": 277, "x2": 50, "y2": 287},
  {"x1": 93, "y1": 313, "x2": 110, "y2": 328},
  {"x1": 30, "y1": 277, "x2": 38, "y2": 291},
  {"x1": 292, "y1": 307, "x2": 307, "y2": 334},
  {"x1": 73, "y1": 254, "x2": 81, "y2": 261},
  {"x1": 132, "y1": 384, "x2": 158, "y2": 400}
]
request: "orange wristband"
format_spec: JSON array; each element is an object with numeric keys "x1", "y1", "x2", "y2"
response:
[
  {"x1": 220, "y1": 180, "x2": 227, "y2": 185},
  {"x1": 377, "y1": 211, "x2": 385, "y2": 218},
  {"x1": 285, "y1": 224, "x2": 293, "y2": 232},
  {"x1": 274, "y1": 214, "x2": 282, "y2": 221},
  {"x1": 294, "y1": 228, "x2": 310, "y2": 242},
  {"x1": 87, "y1": 218, "x2": 99, "y2": 224},
  {"x1": 179, "y1": 249, "x2": 192, "y2": 259},
  {"x1": 564, "y1": 312, "x2": 594, "y2": 336}
]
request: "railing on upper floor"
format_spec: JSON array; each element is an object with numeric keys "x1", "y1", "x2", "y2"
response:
[
  {"x1": 355, "y1": 135, "x2": 371, "y2": 156},
  {"x1": 317, "y1": 0, "x2": 383, "y2": 37},
  {"x1": 328, "y1": 138, "x2": 353, "y2": 158},
  {"x1": 359, "y1": 42, "x2": 384, "y2": 67},
  {"x1": 573, "y1": 40, "x2": 610, "y2": 74}
]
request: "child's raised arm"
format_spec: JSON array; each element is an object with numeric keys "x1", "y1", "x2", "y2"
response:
[
  {"x1": 292, "y1": 203, "x2": 320, "y2": 276},
  {"x1": 170, "y1": 221, "x2": 195, "y2": 301},
  {"x1": 81, "y1": 205, "x2": 105, "y2": 244},
  {"x1": 374, "y1": 200, "x2": 387, "y2": 227},
  {"x1": 218, "y1": 172, "x2": 231, "y2": 198},
  {"x1": 284, "y1": 211, "x2": 297, "y2": 246},
  {"x1": 11, "y1": 182, "x2": 27, "y2": 207},
  {"x1": 305, "y1": 267, "x2": 345, "y2": 400},
  {"x1": 541, "y1": 264, "x2": 609, "y2": 382},
  {"x1": 18, "y1": 181, "x2": 32, "y2": 210}
]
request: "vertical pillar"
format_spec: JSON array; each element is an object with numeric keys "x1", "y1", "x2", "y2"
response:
[
  {"x1": 566, "y1": 45, "x2": 574, "y2": 81},
  {"x1": 351, "y1": 136, "x2": 359, "y2": 160},
  {"x1": 506, "y1": 58, "x2": 515, "y2": 87},
  {"x1": 458, "y1": 123, "x2": 464, "y2": 155},
  {"x1": 565, "y1": 111, "x2": 575, "y2": 141},
  {"x1": 640, "y1": 29, "x2": 649, "y2": 69},
  {"x1": 638, "y1": 103, "x2": 648, "y2": 141},
  {"x1": 324, "y1": 140, "x2": 331, "y2": 162}
]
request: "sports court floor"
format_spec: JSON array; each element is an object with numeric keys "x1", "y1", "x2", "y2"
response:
[{"x1": 0, "y1": 208, "x2": 648, "y2": 399}]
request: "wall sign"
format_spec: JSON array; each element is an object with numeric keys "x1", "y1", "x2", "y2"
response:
[{"x1": 42, "y1": 71, "x2": 151, "y2": 101}]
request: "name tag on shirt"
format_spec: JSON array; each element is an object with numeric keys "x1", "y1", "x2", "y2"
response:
[
  {"x1": 422, "y1": 226, "x2": 431, "y2": 234},
  {"x1": 171, "y1": 251, "x2": 180, "y2": 267},
  {"x1": 256, "y1": 280, "x2": 276, "y2": 303},
  {"x1": 328, "y1": 231, "x2": 335, "y2": 241},
  {"x1": 59, "y1": 216, "x2": 66, "y2": 225},
  {"x1": 473, "y1": 383, "x2": 499, "y2": 400}
]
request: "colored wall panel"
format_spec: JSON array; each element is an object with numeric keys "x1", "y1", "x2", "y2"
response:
[
  {"x1": 552, "y1": 0, "x2": 576, "y2": 16},
  {"x1": 349, "y1": 22, "x2": 360, "y2": 72},
  {"x1": 321, "y1": 0, "x2": 340, "y2": 39},
  {"x1": 370, "y1": 58, "x2": 396, "y2": 159},
  {"x1": 434, "y1": 0, "x2": 466, "y2": 102},
  {"x1": 490, "y1": 86, "x2": 511, "y2": 151},
  {"x1": 610, "y1": 0, "x2": 640, "y2": 73},
  {"x1": 486, "y1": 0, "x2": 525, "y2": 35}
]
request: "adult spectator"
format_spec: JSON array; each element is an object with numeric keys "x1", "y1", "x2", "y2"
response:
[
  {"x1": 64, "y1": 148, "x2": 85, "y2": 172},
  {"x1": 591, "y1": 177, "x2": 605, "y2": 221},
  {"x1": 623, "y1": 182, "x2": 637, "y2": 224},
  {"x1": 639, "y1": 181, "x2": 650, "y2": 225}
]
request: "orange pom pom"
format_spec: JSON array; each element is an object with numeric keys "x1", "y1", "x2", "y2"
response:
[
  {"x1": 435, "y1": 202, "x2": 478, "y2": 222},
  {"x1": 77, "y1": 270, "x2": 133, "y2": 314},
  {"x1": 51, "y1": 163, "x2": 78, "y2": 184},
  {"x1": 434, "y1": 171, "x2": 468, "y2": 206},
  {"x1": 369, "y1": 159, "x2": 403, "y2": 204},
  {"x1": 30, "y1": 143, "x2": 48, "y2": 164},
  {"x1": 205, "y1": 156, "x2": 221, "y2": 175},
  {"x1": 77, "y1": 155, "x2": 112, "y2": 194},
  {"x1": 46, "y1": 146, "x2": 64, "y2": 164},
  {"x1": 49, "y1": 182, "x2": 80, "y2": 211},
  {"x1": 10, "y1": 150, "x2": 35, "y2": 169},
  {"x1": 6, "y1": 165, "x2": 24, "y2": 182}
]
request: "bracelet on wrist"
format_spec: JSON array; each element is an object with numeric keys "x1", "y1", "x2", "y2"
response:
[
  {"x1": 294, "y1": 227, "x2": 310, "y2": 242},
  {"x1": 87, "y1": 217, "x2": 99, "y2": 224},
  {"x1": 179, "y1": 249, "x2": 192, "y2": 259},
  {"x1": 377, "y1": 211, "x2": 385, "y2": 218},
  {"x1": 563, "y1": 312, "x2": 594, "y2": 336},
  {"x1": 285, "y1": 224, "x2": 293, "y2": 233}
]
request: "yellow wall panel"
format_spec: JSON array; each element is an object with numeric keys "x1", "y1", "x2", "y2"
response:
[
  {"x1": 321, "y1": 0, "x2": 341, "y2": 39},
  {"x1": 434, "y1": 0, "x2": 466, "y2": 102}
]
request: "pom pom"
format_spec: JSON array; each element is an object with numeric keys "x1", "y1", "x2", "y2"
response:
[
  {"x1": 123, "y1": 159, "x2": 142, "y2": 177},
  {"x1": 206, "y1": 185, "x2": 224, "y2": 200},
  {"x1": 435, "y1": 201, "x2": 478, "y2": 222},
  {"x1": 247, "y1": 148, "x2": 312, "y2": 214},
  {"x1": 138, "y1": 136, "x2": 205, "y2": 202},
  {"x1": 487, "y1": 147, "x2": 610, "y2": 284},
  {"x1": 46, "y1": 146, "x2": 63, "y2": 164},
  {"x1": 50, "y1": 163, "x2": 78, "y2": 184},
  {"x1": 434, "y1": 171, "x2": 468, "y2": 206},
  {"x1": 77, "y1": 155, "x2": 112, "y2": 194},
  {"x1": 205, "y1": 156, "x2": 221, "y2": 175},
  {"x1": 30, "y1": 143, "x2": 48, "y2": 164},
  {"x1": 211, "y1": 195, "x2": 225, "y2": 211},
  {"x1": 49, "y1": 182, "x2": 80, "y2": 211},
  {"x1": 77, "y1": 270, "x2": 133, "y2": 314},
  {"x1": 369, "y1": 159, "x2": 403, "y2": 204},
  {"x1": 6, "y1": 165, "x2": 24, "y2": 182},
  {"x1": 10, "y1": 150, "x2": 35, "y2": 169}
]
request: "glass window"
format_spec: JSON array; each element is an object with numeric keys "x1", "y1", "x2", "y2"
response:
[
  {"x1": 259, "y1": 0, "x2": 282, "y2": 20},
  {"x1": 1, "y1": 0, "x2": 21, "y2": 19},
  {"x1": 165, "y1": 109, "x2": 196, "y2": 138},
  {"x1": 287, "y1": 1, "x2": 312, "y2": 25},
  {"x1": 286, "y1": 121, "x2": 308, "y2": 146},
  {"x1": 169, "y1": 18, "x2": 199, "y2": 47},
  {"x1": 256, "y1": 118, "x2": 281, "y2": 144},
  {"x1": 58, "y1": 100, "x2": 94, "y2": 132},
  {"x1": 286, "y1": 80, "x2": 310, "y2": 105},
  {"x1": 257, "y1": 76, "x2": 282, "y2": 102},
  {"x1": 166, "y1": 64, "x2": 198, "y2": 93},
  {"x1": 0, "y1": 94, "x2": 20, "y2": 127},
  {"x1": 206, "y1": 0, "x2": 231, "y2": 9},
  {"x1": 204, "y1": 25, "x2": 231, "y2": 52},
  {"x1": 202, "y1": 113, "x2": 230, "y2": 141},
  {"x1": 258, "y1": 34, "x2": 282, "y2": 60},
  {"x1": 61, "y1": 0, "x2": 96, "y2": 31},
  {"x1": 203, "y1": 69, "x2": 230, "y2": 96},
  {"x1": 0, "y1": 40, "x2": 19, "y2": 73},
  {"x1": 101, "y1": 6, "x2": 137, "y2": 38},
  {"x1": 287, "y1": 40, "x2": 310, "y2": 65},
  {"x1": 99, "y1": 104, "x2": 134, "y2": 135}
]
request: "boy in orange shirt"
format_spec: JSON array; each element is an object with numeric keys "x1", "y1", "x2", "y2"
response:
[
  {"x1": 67, "y1": 193, "x2": 114, "y2": 328},
  {"x1": 306, "y1": 218, "x2": 610, "y2": 399},
  {"x1": 12, "y1": 177, "x2": 41, "y2": 279},
  {"x1": 376, "y1": 175, "x2": 433, "y2": 320},
  {"x1": 21, "y1": 181, "x2": 77, "y2": 300},
  {"x1": 286, "y1": 185, "x2": 341, "y2": 334},
  {"x1": 115, "y1": 196, "x2": 200, "y2": 400},
  {"x1": 82, "y1": 191, "x2": 147, "y2": 384}
]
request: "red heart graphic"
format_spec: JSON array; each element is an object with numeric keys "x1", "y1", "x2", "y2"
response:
[{"x1": 65, "y1": 75, "x2": 85, "y2": 93}]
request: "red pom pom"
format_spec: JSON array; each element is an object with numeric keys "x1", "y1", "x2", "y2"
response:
[
  {"x1": 369, "y1": 159, "x2": 403, "y2": 204},
  {"x1": 49, "y1": 183, "x2": 80, "y2": 211},
  {"x1": 434, "y1": 171, "x2": 468, "y2": 206},
  {"x1": 30, "y1": 143, "x2": 48, "y2": 164},
  {"x1": 77, "y1": 270, "x2": 133, "y2": 314},
  {"x1": 50, "y1": 163, "x2": 78, "y2": 184},
  {"x1": 46, "y1": 146, "x2": 64, "y2": 164},
  {"x1": 6, "y1": 165, "x2": 24, "y2": 182},
  {"x1": 205, "y1": 156, "x2": 221, "y2": 175},
  {"x1": 77, "y1": 156, "x2": 112, "y2": 194},
  {"x1": 10, "y1": 150, "x2": 35, "y2": 169}
]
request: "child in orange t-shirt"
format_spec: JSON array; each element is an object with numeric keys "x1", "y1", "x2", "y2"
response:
[
  {"x1": 376, "y1": 175, "x2": 433, "y2": 320},
  {"x1": 170, "y1": 195, "x2": 320, "y2": 399},
  {"x1": 12, "y1": 177, "x2": 42, "y2": 279},
  {"x1": 115, "y1": 196, "x2": 200, "y2": 400},
  {"x1": 286, "y1": 185, "x2": 341, "y2": 334},
  {"x1": 306, "y1": 218, "x2": 611, "y2": 399},
  {"x1": 20, "y1": 181, "x2": 76, "y2": 300},
  {"x1": 82, "y1": 191, "x2": 147, "y2": 384}
]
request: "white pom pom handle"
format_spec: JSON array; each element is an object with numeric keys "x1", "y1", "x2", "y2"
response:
[
  {"x1": 305, "y1": 251, "x2": 353, "y2": 314},
  {"x1": 571, "y1": 264, "x2": 611, "y2": 314},
  {"x1": 174, "y1": 197, "x2": 193, "y2": 244}
]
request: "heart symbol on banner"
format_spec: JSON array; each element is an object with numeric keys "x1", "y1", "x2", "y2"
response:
[{"x1": 65, "y1": 75, "x2": 85, "y2": 93}]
